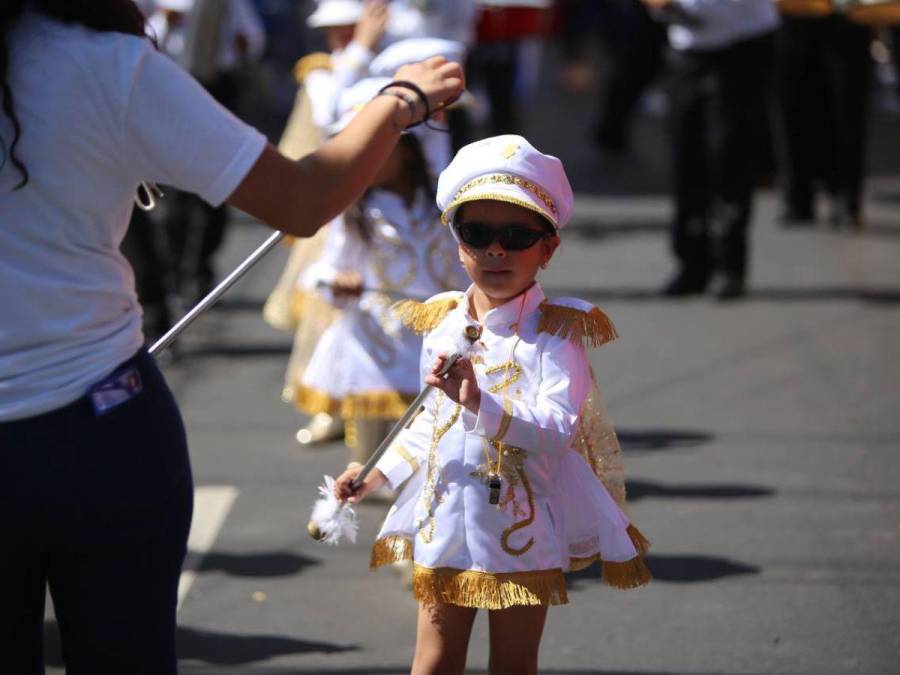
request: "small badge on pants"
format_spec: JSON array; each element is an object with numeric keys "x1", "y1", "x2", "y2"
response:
[{"x1": 88, "y1": 365, "x2": 143, "y2": 416}]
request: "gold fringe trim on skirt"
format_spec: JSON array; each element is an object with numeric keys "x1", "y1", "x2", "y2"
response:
[
  {"x1": 293, "y1": 388, "x2": 414, "y2": 420},
  {"x1": 537, "y1": 302, "x2": 618, "y2": 349},
  {"x1": 411, "y1": 564, "x2": 568, "y2": 609},
  {"x1": 626, "y1": 524, "x2": 651, "y2": 556},
  {"x1": 292, "y1": 385, "x2": 341, "y2": 416},
  {"x1": 568, "y1": 524, "x2": 652, "y2": 589},
  {"x1": 602, "y1": 557, "x2": 652, "y2": 589},
  {"x1": 370, "y1": 535, "x2": 413, "y2": 569},
  {"x1": 392, "y1": 298, "x2": 459, "y2": 335},
  {"x1": 341, "y1": 391, "x2": 415, "y2": 420}
]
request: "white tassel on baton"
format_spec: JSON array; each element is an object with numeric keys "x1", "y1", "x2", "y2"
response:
[
  {"x1": 307, "y1": 323, "x2": 482, "y2": 545},
  {"x1": 308, "y1": 475, "x2": 359, "y2": 545}
]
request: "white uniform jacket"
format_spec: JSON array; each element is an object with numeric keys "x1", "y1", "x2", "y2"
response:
[{"x1": 371, "y1": 283, "x2": 649, "y2": 609}]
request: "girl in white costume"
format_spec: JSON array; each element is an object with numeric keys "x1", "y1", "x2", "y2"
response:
[
  {"x1": 335, "y1": 135, "x2": 650, "y2": 674},
  {"x1": 299, "y1": 77, "x2": 467, "y2": 465},
  {"x1": 263, "y1": 0, "x2": 388, "y2": 445}
]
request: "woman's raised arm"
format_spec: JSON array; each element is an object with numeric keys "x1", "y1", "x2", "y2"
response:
[{"x1": 227, "y1": 57, "x2": 463, "y2": 237}]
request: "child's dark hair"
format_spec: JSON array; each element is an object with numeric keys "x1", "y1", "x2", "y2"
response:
[{"x1": 345, "y1": 133, "x2": 437, "y2": 242}]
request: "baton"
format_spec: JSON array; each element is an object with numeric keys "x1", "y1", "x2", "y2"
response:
[
  {"x1": 148, "y1": 231, "x2": 287, "y2": 356},
  {"x1": 349, "y1": 351, "x2": 462, "y2": 491}
]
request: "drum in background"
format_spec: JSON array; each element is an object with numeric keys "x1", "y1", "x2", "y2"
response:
[
  {"x1": 775, "y1": 0, "x2": 835, "y2": 17},
  {"x1": 843, "y1": 0, "x2": 900, "y2": 25}
]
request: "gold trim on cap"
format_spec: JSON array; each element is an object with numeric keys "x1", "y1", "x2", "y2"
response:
[{"x1": 441, "y1": 174, "x2": 558, "y2": 226}]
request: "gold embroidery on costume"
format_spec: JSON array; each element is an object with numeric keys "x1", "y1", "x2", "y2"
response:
[
  {"x1": 499, "y1": 142, "x2": 520, "y2": 159},
  {"x1": 492, "y1": 398, "x2": 513, "y2": 442},
  {"x1": 417, "y1": 392, "x2": 461, "y2": 543},
  {"x1": 537, "y1": 302, "x2": 618, "y2": 348},
  {"x1": 425, "y1": 232, "x2": 461, "y2": 290},
  {"x1": 484, "y1": 361, "x2": 521, "y2": 394},
  {"x1": 442, "y1": 174, "x2": 558, "y2": 225},
  {"x1": 392, "y1": 297, "x2": 459, "y2": 334},
  {"x1": 371, "y1": 216, "x2": 418, "y2": 291},
  {"x1": 394, "y1": 445, "x2": 419, "y2": 474},
  {"x1": 411, "y1": 564, "x2": 567, "y2": 609},
  {"x1": 497, "y1": 447, "x2": 536, "y2": 556},
  {"x1": 571, "y1": 373, "x2": 627, "y2": 507}
]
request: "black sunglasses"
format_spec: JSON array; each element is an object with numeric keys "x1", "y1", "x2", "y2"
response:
[{"x1": 455, "y1": 221, "x2": 550, "y2": 251}]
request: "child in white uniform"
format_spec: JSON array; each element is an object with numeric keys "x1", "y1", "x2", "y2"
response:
[
  {"x1": 335, "y1": 135, "x2": 650, "y2": 674},
  {"x1": 299, "y1": 77, "x2": 467, "y2": 465}
]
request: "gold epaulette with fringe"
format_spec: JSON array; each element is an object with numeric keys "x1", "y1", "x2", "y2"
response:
[
  {"x1": 293, "y1": 52, "x2": 332, "y2": 84},
  {"x1": 537, "y1": 299, "x2": 618, "y2": 349},
  {"x1": 392, "y1": 293, "x2": 463, "y2": 335}
]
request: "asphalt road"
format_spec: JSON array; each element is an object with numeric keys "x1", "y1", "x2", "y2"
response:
[{"x1": 43, "y1": 49, "x2": 900, "y2": 675}]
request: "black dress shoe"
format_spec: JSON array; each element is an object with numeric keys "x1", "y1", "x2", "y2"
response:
[
  {"x1": 662, "y1": 272, "x2": 708, "y2": 296},
  {"x1": 709, "y1": 275, "x2": 746, "y2": 301}
]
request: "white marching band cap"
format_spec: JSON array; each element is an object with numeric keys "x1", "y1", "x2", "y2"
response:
[
  {"x1": 154, "y1": 0, "x2": 194, "y2": 11},
  {"x1": 307, "y1": 0, "x2": 364, "y2": 28},
  {"x1": 437, "y1": 135, "x2": 574, "y2": 230},
  {"x1": 369, "y1": 37, "x2": 466, "y2": 79}
]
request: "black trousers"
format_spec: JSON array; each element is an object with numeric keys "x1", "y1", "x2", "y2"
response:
[
  {"x1": 776, "y1": 16, "x2": 871, "y2": 216},
  {"x1": 668, "y1": 32, "x2": 775, "y2": 281},
  {"x1": 594, "y1": 0, "x2": 667, "y2": 147},
  {"x1": 0, "y1": 350, "x2": 193, "y2": 674}
]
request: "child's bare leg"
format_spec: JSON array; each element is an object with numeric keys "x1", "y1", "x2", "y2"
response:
[
  {"x1": 487, "y1": 604, "x2": 548, "y2": 675},
  {"x1": 411, "y1": 602, "x2": 477, "y2": 675}
]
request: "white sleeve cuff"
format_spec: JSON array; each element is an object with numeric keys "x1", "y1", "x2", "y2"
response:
[
  {"x1": 375, "y1": 442, "x2": 420, "y2": 489},
  {"x1": 339, "y1": 41, "x2": 375, "y2": 71},
  {"x1": 462, "y1": 391, "x2": 511, "y2": 442}
]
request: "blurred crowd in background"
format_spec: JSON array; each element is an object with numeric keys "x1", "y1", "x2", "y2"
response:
[{"x1": 122, "y1": 0, "x2": 900, "y2": 339}]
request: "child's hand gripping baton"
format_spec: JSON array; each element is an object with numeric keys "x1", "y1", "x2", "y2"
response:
[{"x1": 350, "y1": 350, "x2": 463, "y2": 491}]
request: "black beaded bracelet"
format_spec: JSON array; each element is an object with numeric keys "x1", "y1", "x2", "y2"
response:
[
  {"x1": 377, "y1": 90, "x2": 418, "y2": 129},
  {"x1": 377, "y1": 80, "x2": 431, "y2": 130}
]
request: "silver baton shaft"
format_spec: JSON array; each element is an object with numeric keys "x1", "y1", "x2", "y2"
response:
[
  {"x1": 350, "y1": 352, "x2": 463, "y2": 490},
  {"x1": 149, "y1": 231, "x2": 286, "y2": 356}
]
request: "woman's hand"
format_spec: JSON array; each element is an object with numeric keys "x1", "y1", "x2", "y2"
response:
[
  {"x1": 334, "y1": 464, "x2": 388, "y2": 504},
  {"x1": 388, "y1": 57, "x2": 465, "y2": 126},
  {"x1": 331, "y1": 270, "x2": 364, "y2": 297},
  {"x1": 425, "y1": 354, "x2": 481, "y2": 414},
  {"x1": 227, "y1": 58, "x2": 464, "y2": 237},
  {"x1": 353, "y1": 0, "x2": 388, "y2": 52}
]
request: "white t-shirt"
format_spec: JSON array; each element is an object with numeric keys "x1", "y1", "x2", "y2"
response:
[{"x1": 0, "y1": 12, "x2": 267, "y2": 421}]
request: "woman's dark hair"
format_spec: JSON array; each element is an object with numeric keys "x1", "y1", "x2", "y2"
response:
[
  {"x1": 1, "y1": 0, "x2": 148, "y2": 189},
  {"x1": 345, "y1": 133, "x2": 438, "y2": 242}
]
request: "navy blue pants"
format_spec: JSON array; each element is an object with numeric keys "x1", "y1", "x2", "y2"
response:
[{"x1": 0, "y1": 350, "x2": 193, "y2": 674}]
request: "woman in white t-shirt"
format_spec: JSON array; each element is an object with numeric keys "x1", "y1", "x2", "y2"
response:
[{"x1": 0, "y1": 1, "x2": 462, "y2": 672}]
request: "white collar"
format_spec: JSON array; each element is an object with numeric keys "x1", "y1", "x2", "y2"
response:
[{"x1": 465, "y1": 282, "x2": 545, "y2": 333}]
